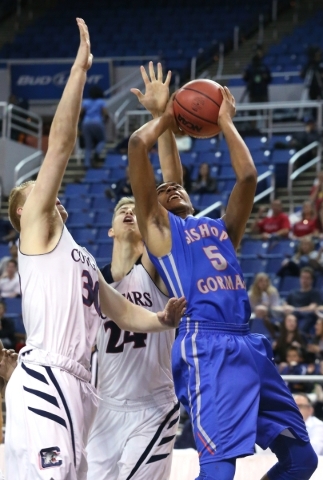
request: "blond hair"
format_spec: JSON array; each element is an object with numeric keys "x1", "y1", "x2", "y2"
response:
[
  {"x1": 112, "y1": 196, "x2": 135, "y2": 224},
  {"x1": 248, "y1": 272, "x2": 277, "y2": 305},
  {"x1": 8, "y1": 180, "x2": 35, "y2": 232}
]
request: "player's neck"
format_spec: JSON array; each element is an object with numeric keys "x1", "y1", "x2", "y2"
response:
[{"x1": 110, "y1": 238, "x2": 143, "y2": 281}]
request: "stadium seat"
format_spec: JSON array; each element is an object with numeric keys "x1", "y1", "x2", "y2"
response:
[
  {"x1": 70, "y1": 228, "x2": 98, "y2": 244},
  {"x1": 67, "y1": 211, "x2": 95, "y2": 228},
  {"x1": 66, "y1": 197, "x2": 91, "y2": 211},
  {"x1": 239, "y1": 256, "x2": 267, "y2": 275},
  {"x1": 267, "y1": 239, "x2": 296, "y2": 256},
  {"x1": 279, "y1": 275, "x2": 300, "y2": 293},
  {"x1": 104, "y1": 154, "x2": 128, "y2": 168},
  {"x1": 4, "y1": 297, "x2": 22, "y2": 315},
  {"x1": 92, "y1": 196, "x2": 116, "y2": 211},
  {"x1": 264, "y1": 254, "x2": 283, "y2": 274},
  {"x1": 240, "y1": 239, "x2": 268, "y2": 256},
  {"x1": 95, "y1": 210, "x2": 114, "y2": 227},
  {"x1": 64, "y1": 183, "x2": 89, "y2": 197}
]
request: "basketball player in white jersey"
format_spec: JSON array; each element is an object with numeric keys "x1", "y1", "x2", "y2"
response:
[
  {"x1": 5, "y1": 23, "x2": 185, "y2": 480},
  {"x1": 87, "y1": 63, "x2": 183, "y2": 480}
]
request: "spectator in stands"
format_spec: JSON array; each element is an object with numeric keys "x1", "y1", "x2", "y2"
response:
[
  {"x1": 307, "y1": 315, "x2": 323, "y2": 361},
  {"x1": 273, "y1": 314, "x2": 307, "y2": 364},
  {"x1": 294, "y1": 393, "x2": 323, "y2": 455},
  {"x1": 182, "y1": 165, "x2": 192, "y2": 194},
  {"x1": 310, "y1": 171, "x2": 323, "y2": 213},
  {"x1": 273, "y1": 267, "x2": 322, "y2": 333},
  {"x1": 278, "y1": 237, "x2": 321, "y2": 277},
  {"x1": 290, "y1": 117, "x2": 321, "y2": 152},
  {"x1": 290, "y1": 201, "x2": 318, "y2": 239},
  {"x1": 315, "y1": 201, "x2": 323, "y2": 234},
  {"x1": 192, "y1": 163, "x2": 217, "y2": 194},
  {"x1": 0, "y1": 216, "x2": 17, "y2": 244},
  {"x1": 80, "y1": 85, "x2": 109, "y2": 168},
  {"x1": 0, "y1": 241, "x2": 18, "y2": 277},
  {"x1": 300, "y1": 46, "x2": 323, "y2": 101},
  {"x1": 0, "y1": 259, "x2": 20, "y2": 299},
  {"x1": 8, "y1": 93, "x2": 30, "y2": 143},
  {"x1": 279, "y1": 345, "x2": 314, "y2": 394},
  {"x1": 251, "y1": 199, "x2": 290, "y2": 239},
  {"x1": 248, "y1": 272, "x2": 281, "y2": 318},
  {"x1": 242, "y1": 46, "x2": 272, "y2": 103},
  {"x1": 0, "y1": 301, "x2": 15, "y2": 349}
]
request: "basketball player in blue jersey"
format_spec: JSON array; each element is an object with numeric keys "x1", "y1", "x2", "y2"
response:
[
  {"x1": 128, "y1": 90, "x2": 318, "y2": 480},
  {"x1": 87, "y1": 63, "x2": 183, "y2": 480}
]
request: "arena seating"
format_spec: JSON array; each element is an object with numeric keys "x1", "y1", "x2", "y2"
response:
[{"x1": 0, "y1": 0, "x2": 282, "y2": 77}]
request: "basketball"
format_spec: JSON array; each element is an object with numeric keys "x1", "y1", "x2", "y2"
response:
[{"x1": 173, "y1": 79, "x2": 223, "y2": 138}]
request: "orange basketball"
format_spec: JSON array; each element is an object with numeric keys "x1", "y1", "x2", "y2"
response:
[{"x1": 173, "y1": 79, "x2": 223, "y2": 138}]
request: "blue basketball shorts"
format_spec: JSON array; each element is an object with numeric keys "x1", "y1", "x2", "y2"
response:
[{"x1": 172, "y1": 321, "x2": 309, "y2": 465}]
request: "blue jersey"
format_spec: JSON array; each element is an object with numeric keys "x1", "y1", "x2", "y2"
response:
[{"x1": 148, "y1": 212, "x2": 251, "y2": 325}]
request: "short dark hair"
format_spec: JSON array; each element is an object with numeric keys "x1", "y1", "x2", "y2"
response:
[
  {"x1": 293, "y1": 392, "x2": 313, "y2": 406},
  {"x1": 300, "y1": 266, "x2": 315, "y2": 279},
  {"x1": 286, "y1": 345, "x2": 303, "y2": 359},
  {"x1": 7, "y1": 258, "x2": 18, "y2": 268}
]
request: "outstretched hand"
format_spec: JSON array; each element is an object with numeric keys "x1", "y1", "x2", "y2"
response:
[
  {"x1": 157, "y1": 296, "x2": 187, "y2": 328},
  {"x1": 130, "y1": 61, "x2": 171, "y2": 117},
  {"x1": 217, "y1": 86, "x2": 236, "y2": 129},
  {"x1": 73, "y1": 18, "x2": 93, "y2": 72}
]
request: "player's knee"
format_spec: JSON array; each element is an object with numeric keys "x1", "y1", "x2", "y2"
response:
[
  {"x1": 196, "y1": 459, "x2": 236, "y2": 480},
  {"x1": 268, "y1": 435, "x2": 318, "y2": 480}
]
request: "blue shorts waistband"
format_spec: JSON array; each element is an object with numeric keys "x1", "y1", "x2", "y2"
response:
[{"x1": 179, "y1": 318, "x2": 250, "y2": 335}]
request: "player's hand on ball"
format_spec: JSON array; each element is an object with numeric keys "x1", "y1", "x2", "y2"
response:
[
  {"x1": 157, "y1": 296, "x2": 187, "y2": 328},
  {"x1": 217, "y1": 86, "x2": 236, "y2": 128},
  {"x1": 130, "y1": 61, "x2": 172, "y2": 117},
  {"x1": 73, "y1": 18, "x2": 93, "y2": 72}
]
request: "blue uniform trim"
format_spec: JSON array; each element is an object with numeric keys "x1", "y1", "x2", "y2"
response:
[
  {"x1": 180, "y1": 320, "x2": 250, "y2": 335},
  {"x1": 21, "y1": 362, "x2": 49, "y2": 384},
  {"x1": 23, "y1": 386, "x2": 60, "y2": 408},
  {"x1": 28, "y1": 407, "x2": 67, "y2": 428},
  {"x1": 45, "y1": 367, "x2": 76, "y2": 467}
]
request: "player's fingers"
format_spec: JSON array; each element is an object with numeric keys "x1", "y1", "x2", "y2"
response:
[
  {"x1": 140, "y1": 65, "x2": 150, "y2": 85},
  {"x1": 130, "y1": 88, "x2": 144, "y2": 101},
  {"x1": 149, "y1": 61, "x2": 156, "y2": 81},
  {"x1": 157, "y1": 62, "x2": 163, "y2": 82},
  {"x1": 164, "y1": 69, "x2": 172, "y2": 86}
]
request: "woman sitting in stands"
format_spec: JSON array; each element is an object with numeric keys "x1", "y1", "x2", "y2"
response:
[
  {"x1": 291, "y1": 201, "x2": 318, "y2": 239},
  {"x1": 192, "y1": 162, "x2": 217, "y2": 194},
  {"x1": 306, "y1": 314, "x2": 323, "y2": 361},
  {"x1": 248, "y1": 272, "x2": 281, "y2": 318},
  {"x1": 273, "y1": 313, "x2": 308, "y2": 364}
]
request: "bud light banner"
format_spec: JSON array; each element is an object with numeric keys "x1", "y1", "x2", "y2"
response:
[{"x1": 10, "y1": 60, "x2": 111, "y2": 100}]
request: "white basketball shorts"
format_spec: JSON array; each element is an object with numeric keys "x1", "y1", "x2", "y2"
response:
[
  {"x1": 5, "y1": 348, "x2": 98, "y2": 480},
  {"x1": 87, "y1": 399, "x2": 180, "y2": 480}
]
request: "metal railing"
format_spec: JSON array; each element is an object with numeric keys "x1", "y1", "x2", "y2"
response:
[
  {"x1": 7, "y1": 104, "x2": 42, "y2": 150},
  {"x1": 282, "y1": 375, "x2": 323, "y2": 383},
  {"x1": 288, "y1": 141, "x2": 322, "y2": 214},
  {"x1": 14, "y1": 151, "x2": 43, "y2": 186}
]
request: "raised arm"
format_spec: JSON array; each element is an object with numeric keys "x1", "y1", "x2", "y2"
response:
[
  {"x1": 128, "y1": 100, "x2": 178, "y2": 256},
  {"x1": 131, "y1": 62, "x2": 183, "y2": 184},
  {"x1": 98, "y1": 271, "x2": 186, "y2": 332},
  {"x1": 219, "y1": 87, "x2": 258, "y2": 249},
  {"x1": 20, "y1": 19, "x2": 92, "y2": 248}
]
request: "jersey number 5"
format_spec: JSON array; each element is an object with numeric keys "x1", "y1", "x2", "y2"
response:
[{"x1": 203, "y1": 246, "x2": 228, "y2": 271}]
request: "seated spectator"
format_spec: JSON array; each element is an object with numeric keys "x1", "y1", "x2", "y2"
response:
[
  {"x1": 278, "y1": 237, "x2": 321, "y2": 277},
  {"x1": 182, "y1": 165, "x2": 192, "y2": 194},
  {"x1": 0, "y1": 216, "x2": 17, "y2": 244},
  {"x1": 105, "y1": 166, "x2": 133, "y2": 201},
  {"x1": 279, "y1": 346, "x2": 314, "y2": 393},
  {"x1": 248, "y1": 272, "x2": 281, "y2": 318},
  {"x1": 192, "y1": 163, "x2": 217, "y2": 194},
  {"x1": 251, "y1": 199, "x2": 290, "y2": 239},
  {"x1": 0, "y1": 259, "x2": 20, "y2": 298},
  {"x1": 307, "y1": 315, "x2": 323, "y2": 361},
  {"x1": 0, "y1": 241, "x2": 18, "y2": 277},
  {"x1": 273, "y1": 314, "x2": 307, "y2": 363},
  {"x1": 0, "y1": 301, "x2": 15, "y2": 349},
  {"x1": 272, "y1": 267, "x2": 322, "y2": 333},
  {"x1": 315, "y1": 201, "x2": 323, "y2": 234},
  {"x1": 310, "y1": 171, "x2": 323, "y2": 213},
  {"x1": 290, "y1": 201, "x2": 318, "y2": 238},
  {"x1": 294, "y1": 393, "x2": 323, "y2": 456}
]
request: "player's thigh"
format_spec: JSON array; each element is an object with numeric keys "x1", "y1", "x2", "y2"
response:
[
  {"x1": 6, "y1": 363, "x2": 93, "y2": 480},
  {"x1": 117, "y1": 402, "x2": 179, "y2": 480},
  {"x1": 87, "y1": 406, "x2": 126, "y2": 480}
]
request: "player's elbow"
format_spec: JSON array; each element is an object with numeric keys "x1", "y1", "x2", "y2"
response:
[
  {"x1": 129, "y1": 131, "x2": 147, "y2": 152},
  {"x1": 238, "y1": 167, "x2": 258, "y2": 186}
]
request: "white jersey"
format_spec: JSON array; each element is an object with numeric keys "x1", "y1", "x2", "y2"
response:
[
  {"x1": 96, "y1": 258, "x2": 176, "y2": 406},
  {"x1": 18, "y1": 226, "x2": 102, "y2": 370}
]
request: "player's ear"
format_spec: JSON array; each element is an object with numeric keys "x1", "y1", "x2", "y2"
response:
[{"x1": 108, "y1": 227, "x2": 115, "y2": 238}]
